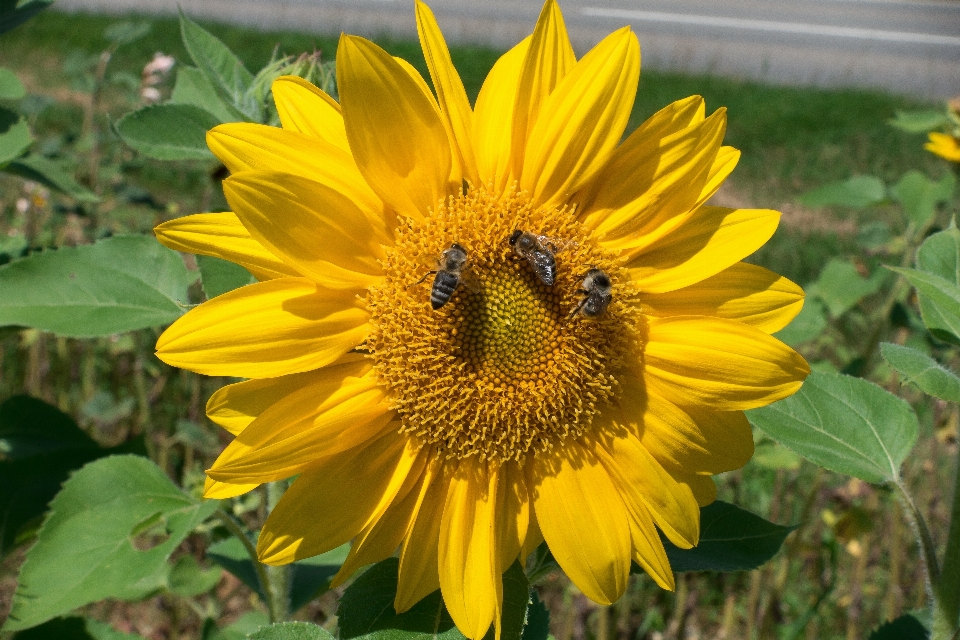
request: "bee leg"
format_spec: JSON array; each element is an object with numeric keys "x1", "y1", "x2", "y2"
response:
[
  {"x1": 567, "y1": 293, "x2": 589, "y2": 321},
  {"x1": 410, "y1": 270, "x2": 437, "y2": 287}
]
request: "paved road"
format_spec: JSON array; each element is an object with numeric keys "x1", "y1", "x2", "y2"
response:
[{"x1": 58, "y1": 0, "x2": 960, "y2": 98}]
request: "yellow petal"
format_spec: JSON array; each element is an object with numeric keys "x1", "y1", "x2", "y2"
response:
[
  {"x1": 439, "y1": 460, "x2": 500, "y2": 640},
  {"x1": 639, "y1": 262, "x2": 805, "y2": 333},
  {"x1": 693, "y1": 145, "x2": 739, "y2": 209},
  {"x1": 624, "y1": 207, "x2": 781, "y2": 294},
  {"x1": 207, "y1": 369, "x2": 395, "y2": 485},
  {"x1": 521, "y1": 27, "x2": 639, "y2": 208},
  {"x1": 531, "y1": 441, "x2": 630, "y2": 605},
  {"x1": 644, "y1": 316, "x2": 810, "y2": 410},
  {"x1": 927, "y1": 132, "x2": 960, "y2": 162},
  {"x1": 271, "y1": 75, "x2": 348, "y2": 151},
  {"x1": 619, "y1": 374, "x2": 753, "y2": 475},
  {"x1": 223, "y1": 171, "x2": 387, "y2": 290},
  {"x1": 331, "y1": 455, "x2": 430, "y2": 587},
  {"x1": 596, "y1": 433, "x2": 700, "y2": 549},
  {"x1": 206, "y1": 123, "x2": 387, "y2": 233},
  {"x1": 205, "y1": 364, "x2": 361, "y2": 435},
  {"x1": 511, "y1": 0, "x2": 576, "y2": 176},
  {"x1": 582, "y1": 109, "x2": 726, "y2": 251},
  {"x1": 496, "y1": 460, "x2": 529, "y2": 570},
  {"x1": 337, "y1": 34, "x2": 452, "y2": 220},
  {"x1": 203, "y1": 476, "x2": 258, "y2": 499},
  {"x1": 258, "y1": 432, "x2": 422, "y2": 565},
  {"x1": 396, "y1": 460, "x2": 446, "y2": 612},
  {"x1": 626, "y1": 501, "x2": 675, "y2": 591},
  {"x1": 675, "y1": 472, "x2": 717, "y2": 507},
  {"x1": 520, "y1": 505, "x2": 544, "y2": 563},
  {"x1": 156, "y1": 277, "x2": 369, "y2": 378},
  {"x1": 473, "y1": 37, "x2": 530, "y2": 193},
  {"x1": 154, "y1": 212, "x2": 298, "y2": 281},
  {"x1": 415, "y1": 0, "x2": 479, "y2": 185}
]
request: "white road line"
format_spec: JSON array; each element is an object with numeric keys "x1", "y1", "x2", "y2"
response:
[{"x1": 581, "y1": 7, "x2": 960, "y2": 47}]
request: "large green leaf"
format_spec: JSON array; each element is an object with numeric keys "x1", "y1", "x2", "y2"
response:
[
  {"x1": 198, "y1": 254, "x2": 255, "y2": 299},
  {"x1": 881, "y1": 343, "x2": 960, "y2": 403},
  {"x1": 0, "y1": 235, "x2": 195, "y2": 337},
  {"x1": 917, "y1": 224, "x2": 960, "y2": 285},
  {"x1": 867, "y1": 613, "x2": 928, "y2": 640},
  {"x1": 0, "y1": 395, "x2": 146, "y2": 556},
  {"x1": 11, "y1": 616, "x2": 149, "y2": 640},
  {"x1": 0, "y1": 67, "x2": 25, "y2": 99},
  {"x1": 179, "y1": 12, "x2": 260, "y2": 122},
  {"x1": 3, "y1": 155, "x2": 100, "y2": 202},
  {"x1": 115, "y1": 103, "x2": 219, "y2": 161},
  {"x1": 889, "y1": 109, "x2": 952, "y2": 134},
  {"x1": 654, "y1": 501, "x2": 794, "y2": 572},
  {"x1": 798, "y1": 175, "x2": 886, "y2": 208},
  {"x1": 890, "y1": 266, "x2": 960, "y2": 345},
  {"x1": 0, "y1": 0, "x2": 53, "y2": 35},
  {"x1": 811, "y1": 259, "x2": 886, "y2": 317},
  {"x1": 748, "y1": 371, "x2": 919, "y2": 484},
  {"x1": 247, "y1": 623, "x2": 334, "y2": 640},
  {"x1": 170, "y1": 66, "x2": 237, "y2": 124},
  {"x1": 337, "y1": 558, "x2": 466, "y2": 640},
  {"x1": 890, "y1": 171, "x2": 956, "y2": 226},
  {"x1": 520, "y1": 593, "x2": 549, "y2": 640},
  {"x1": 0, "y1": 106, "x2": 31, "y2": 164},
  {"x1": 3, "y1": 455, "x2": 219, "y2": 631}
]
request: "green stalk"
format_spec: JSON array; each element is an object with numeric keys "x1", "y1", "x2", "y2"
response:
[
  {"x1": 263, "y1": 481, "x2": 291, "y2": 622},
  {"x1": 895, "y1": 479, "x2": 940, "y2": 596},
  {"x1": 213, "y1": 509, "x2": 279, "y2": 623},
  {"x1": 932, "y1": 453, "x2": 960, "y2": 639}
]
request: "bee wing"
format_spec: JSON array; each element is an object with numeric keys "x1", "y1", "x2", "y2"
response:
[{"x1": 461, "y1": 266, "x2": 481, "y2": 293}]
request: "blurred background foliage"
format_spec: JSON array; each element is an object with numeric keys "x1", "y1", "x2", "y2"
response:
[{"x1": 0, "y1": 6, "x2": 958, "y2": 640}]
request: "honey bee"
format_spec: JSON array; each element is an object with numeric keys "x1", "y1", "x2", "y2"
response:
[
  {"x1": 414, "y1": 243, "x2": 471, "y2": 310},
  {"x1": 508, "y1": 230, "x2": 558, "y2": 286},
  {"x1": 570, "y1": 268, "x2": 613, "y2": 319}
]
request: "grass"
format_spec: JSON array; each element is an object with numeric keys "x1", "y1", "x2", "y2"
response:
[{"x1": 0, "y1": 8, "x2": 956, "y2": 640}]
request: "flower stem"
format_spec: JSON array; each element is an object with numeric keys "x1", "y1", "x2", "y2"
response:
[
  {"x1": 894, "y1": 479, "x2": 940, "y2": 598},
  {"x1": 932, "y1": 453, "x2": 960, "y2": 639},
  {"x1": 263, "y1": 481, "x2": 291, "y2": 622},
  {"x1": 212, "y1": 509, "x2": 280, "y2": 623}
]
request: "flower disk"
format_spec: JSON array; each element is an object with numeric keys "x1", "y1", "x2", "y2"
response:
[{"x1": 367, "y1": 187, "x2": 639, "y2": 462}]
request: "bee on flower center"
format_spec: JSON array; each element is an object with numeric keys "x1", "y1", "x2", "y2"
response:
[
  {"x1": 508, "y1": 230, "x2": 558, "y2": 286},
  {"x1": 570, "y1": 268, "x2": 613, "y2": 319},
  {"x1": 415, "y1": 242, "x2": 471, "y2": 309}
]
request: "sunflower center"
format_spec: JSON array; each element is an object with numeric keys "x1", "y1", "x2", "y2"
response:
[{"x1": 366, "y1": 187, "x2": 638, "y2": 462}]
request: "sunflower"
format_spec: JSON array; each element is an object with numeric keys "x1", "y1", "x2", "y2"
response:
[
  {"x1": 154, "y1": 1, "x2": 809, "y2": 636},
  {"x1": 926, "y1": 132, "x2": 960, "y2": 163}
]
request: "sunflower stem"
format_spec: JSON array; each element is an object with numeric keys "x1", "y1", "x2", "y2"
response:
[
  {"x1": 932, "y1": 450, "x2": 960, "y2": 640},
  {"x1": 263, "y1": 480, "x2": 291, "y2": 622},
  {"x1": 212, "y1": 509, "x2": 280, "y2": 623}
]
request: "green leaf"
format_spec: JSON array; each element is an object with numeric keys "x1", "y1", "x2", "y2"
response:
[
  {"x1": 0, "y1": 395, "x2": 147, "y2": 556},
  {"x1": 499, "y1": 561, "x2": 530, "y2": 640},
  {"x1": 812, "y1": 259, "x2": 886, "y2": 317},
  {"x1": 168, "y1": 555, "x2": 222, "y2": 597},
  {"x1": 917, "y1": 224, "x2": 960, "y2": 284},
  {"x1": 3, "y1": 455, "x2": 219, "y2": 631},
  {"x1": 179, "y1": 12, "x2": 260, "y2": 122},
  {"x1": 170, "y1": 66, "x2": 237, "y2": 124},
  {"x1": 337, "y1": 557, "x2": 466, "y2": 640},
  {"x1": 889, "y1": 266, "x2": 960, "y2": 345},
  {"x1": 880, "y1": 343, "x2": 960, "y2": 402},
  {"x1": 0, "y1": 0, "x2": 53, "y2": 36},
  {"x1": 889, "y1": 109, "x2": 952, "y2": 134},
  {"x1": 658, "y1": 501, "x2": 794, "y2": 572},
  {"x1": 867, "y1": 613, "x2": 928, "y2": 640},
  {"x1": 0, "y1": 106, "x2": 31, "y2": 164},
  {"x1": 520, "y1": 593, "x2": 549, "y2": 640},
  {"x1": 0, "y1": 67, "x2": 25, "y2": 100},
  {"x1": 0, "y1": 235, "x2": 195, "y2": 337},
  {"x1": 10, "y1": 616, "x2": 147, "y2": 640},
  {"x1": 748, "y1": 370, "x2": 919, "y2": 483},
  {"x1": 890, "y1": 171, "x2": 956, "y2": 226},
  {"x1": 115, "y1": 103, "x2": 219, "y2": 161},
  {"x1": 798, "y1": 175, "x2": 886, "y2": 208},
  {"x1": 774, "y1": 298, "x2": 827, "y2": 346},
  {"x1": 206, "y1": 612, "x2": 270, "y2": 640},
  {"x1": 198, "y1": 254, "x2": 255, "y2": 299},
  {"x1": 103, "y1": 21, "x2": 152, "y2": 46},
  {"x1": 247, "y1": 623, "x2": 334, "y2": 640},
  {"x1": 208, "y1": 538, "x2": 347, "y2": 612},
  {"x1": 3, "y1": 155, "x2": 100, "y2": 202}
]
